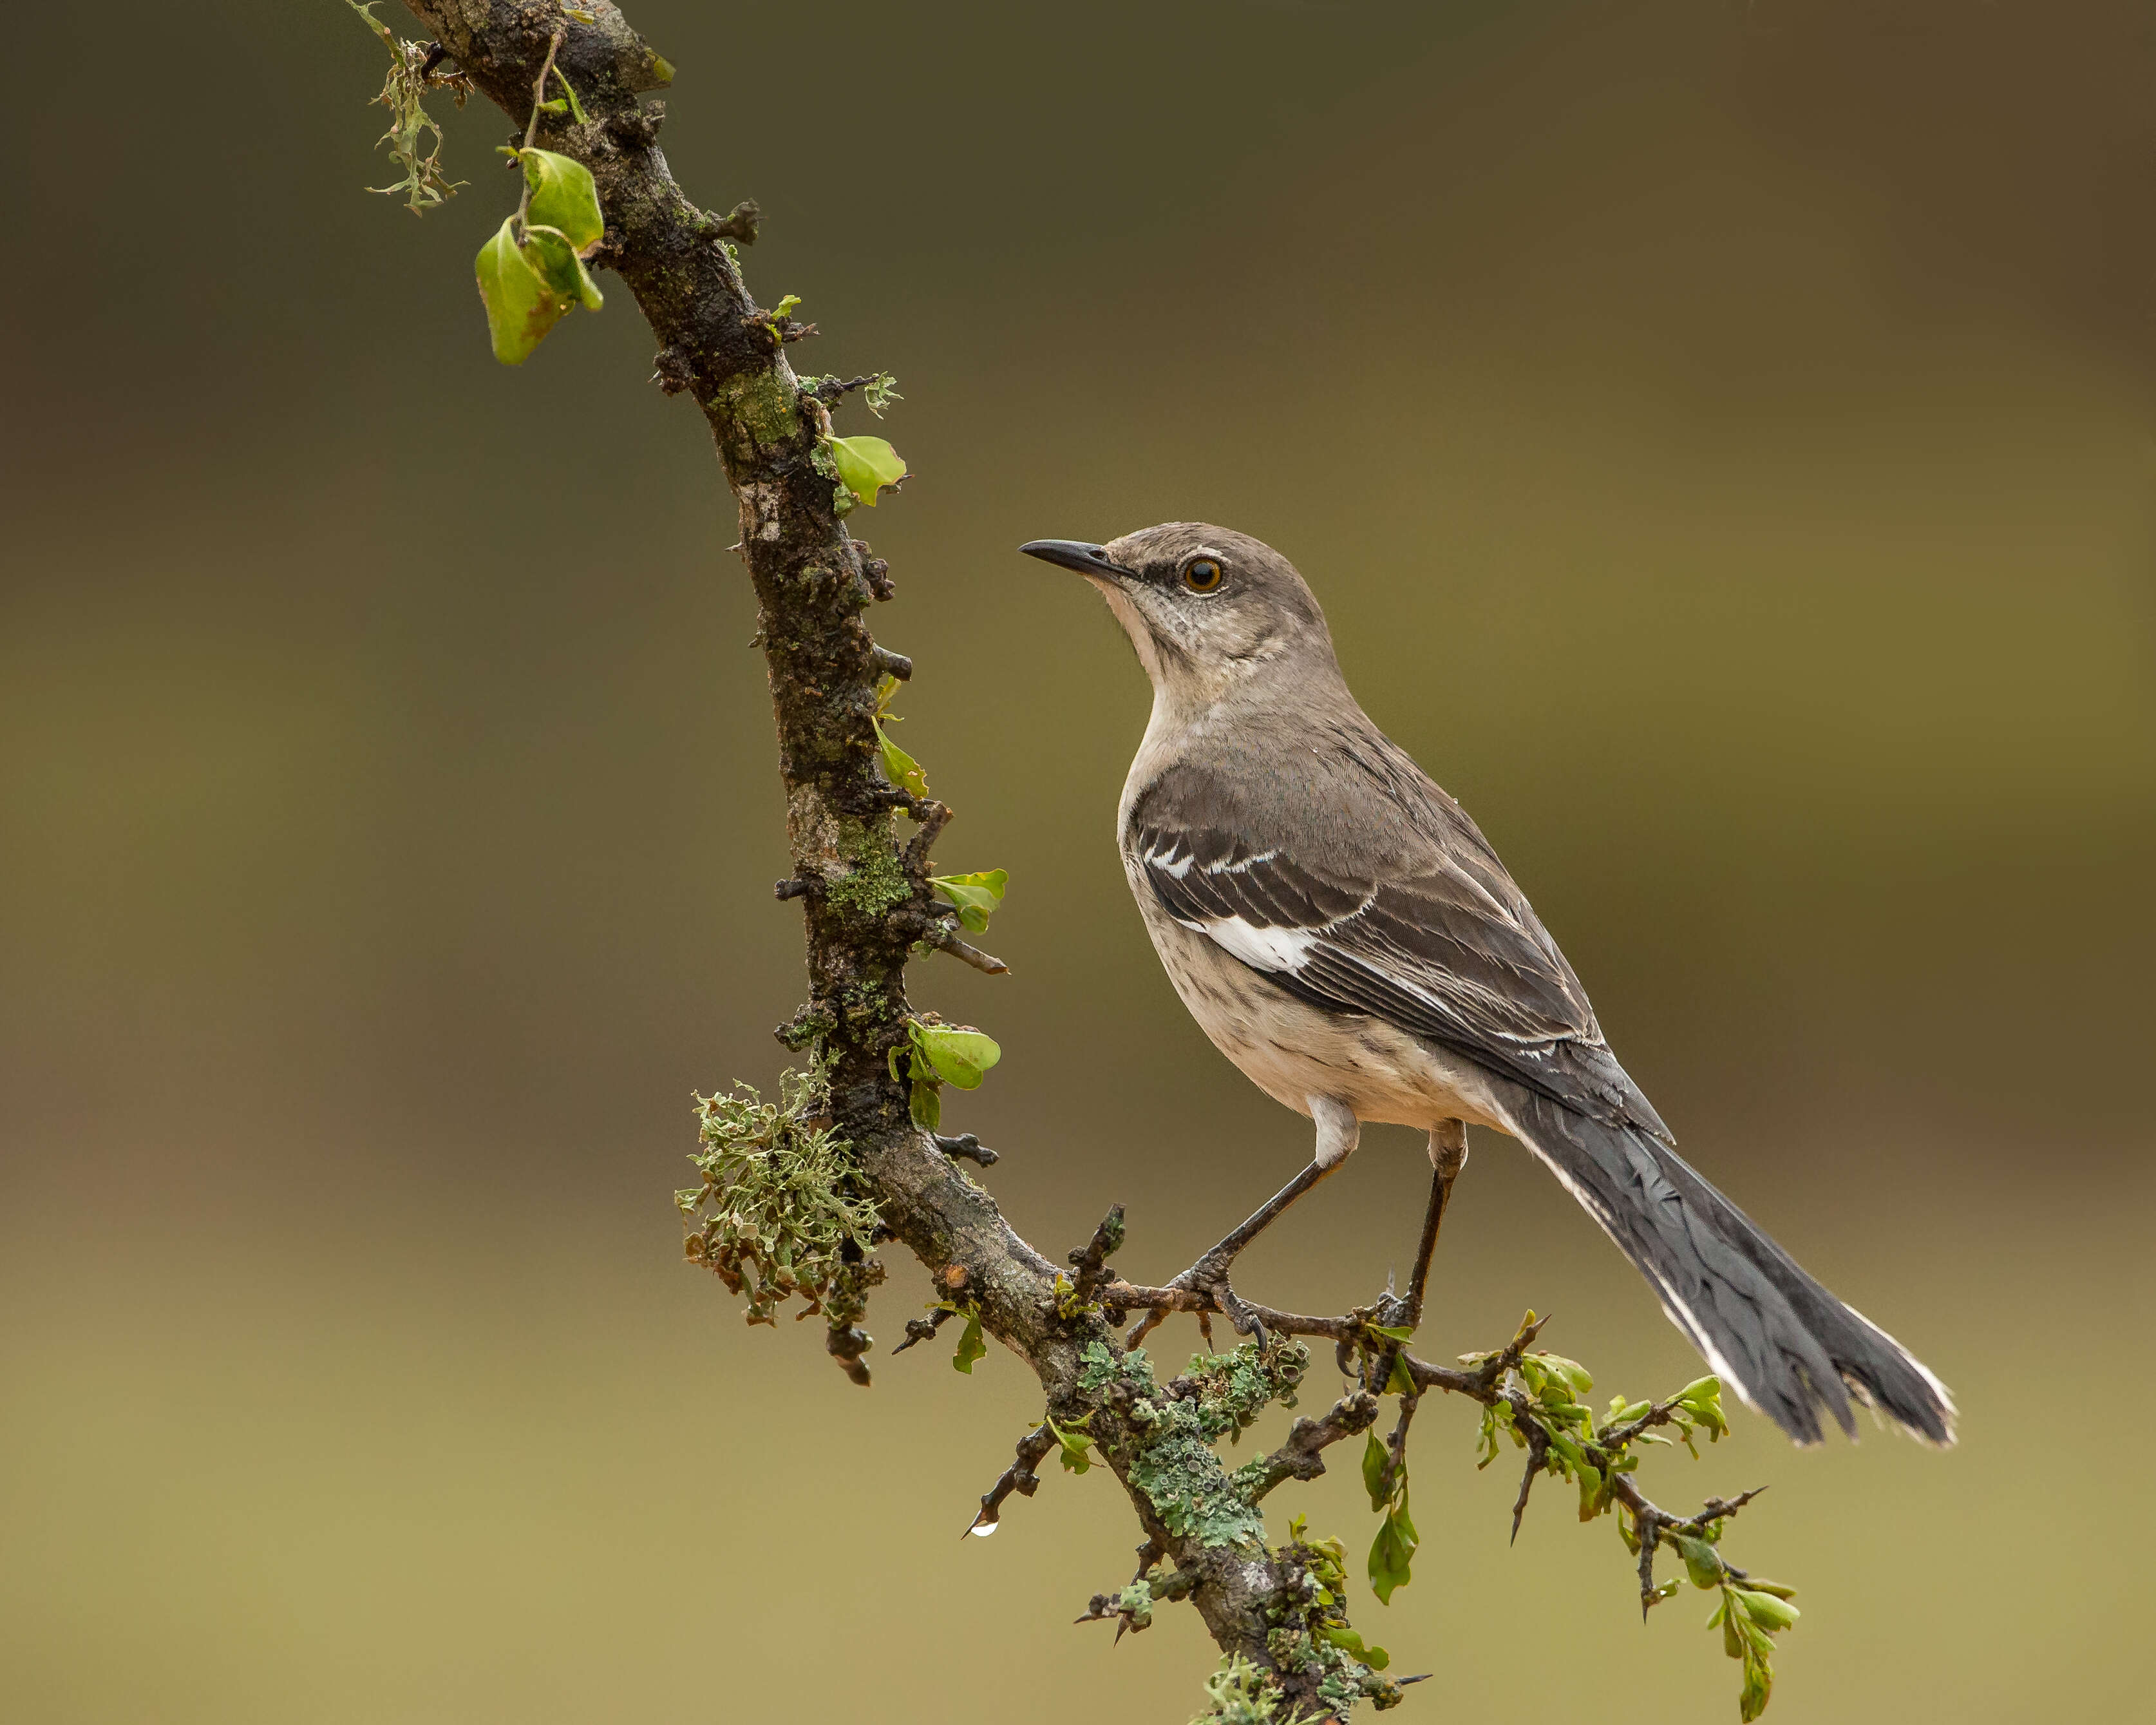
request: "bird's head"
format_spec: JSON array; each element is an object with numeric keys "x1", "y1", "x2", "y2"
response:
[{"x1": 1020, "y1": 522, "x2": 1339, "y2": 715}]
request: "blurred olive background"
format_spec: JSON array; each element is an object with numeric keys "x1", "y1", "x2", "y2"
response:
[{"x1": 4, "y1": 1, "x2": 2153, "y2": 1719}]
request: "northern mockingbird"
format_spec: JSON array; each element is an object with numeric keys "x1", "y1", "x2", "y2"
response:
[{"x1": 1021, "y1": 523, "x2": 1955, "y2": 1447}]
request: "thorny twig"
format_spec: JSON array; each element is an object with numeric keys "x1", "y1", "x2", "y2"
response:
[
  {"x1": 1067, "y1": 1204, "x2": 1126, "y2": 1309},
  {"x1": 966, "y1": 1423, "x2": 1059, "y2": 1538},
  {"x1": 1245, "y1": 1389, "x2": 1381, "y2": 1500}
]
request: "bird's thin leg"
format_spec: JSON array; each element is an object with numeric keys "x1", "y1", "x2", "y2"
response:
[
  {"x1": 1403, "y1": 1118, "x2": 1470, "y2": 1324},
  {"x1": 1126, "y1": 1098, "x2": 1359, "y2": 1349}
]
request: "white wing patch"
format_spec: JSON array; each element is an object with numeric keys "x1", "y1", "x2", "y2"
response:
[{"x1": 1196, "y1": 917, "x2": 1319, "y2": 973}]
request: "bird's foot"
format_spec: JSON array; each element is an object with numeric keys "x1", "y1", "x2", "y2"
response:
[{"x1": 1126, "y1": 1252, "x2": 1266, "y2": 1351}]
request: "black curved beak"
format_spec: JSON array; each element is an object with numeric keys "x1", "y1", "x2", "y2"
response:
[{"x1": 1019, "y1": 539, "x2": 1137, "y2": 580}]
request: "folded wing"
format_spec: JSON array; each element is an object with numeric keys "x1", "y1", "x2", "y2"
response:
[{"x1": 1126, "y1": 758, "x2": 1670, "y2": 1140}]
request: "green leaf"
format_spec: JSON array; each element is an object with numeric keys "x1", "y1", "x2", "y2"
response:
[
  {"x1": 827, "y1": 434, "x2": 907, "y2": 507},
  {"x1": 1384, "y1": 1351, "x2": 1415, "y2": 1397},
  {"x1": 951, "y1": 1307, "x2": 985, "y2": 1373},
  {"x1": 908, "y1": 1078, "x2": 940, "y2": 1132},
  {"x1": 1045, "y1": 1415, "x2": 1094, "y2": 1474},
  {"x1": 1320, "y1": 1626, "x2": 1389, "y2": 1671},
  {"x1": 873, "y1": 719, "x2": 929, "y2": 799},
  {"x1": 475, "y1": 216, "x2": 569, "y2": 365},
  {"x1": 519, "y1": 148, "x2": 604, "y2": 253},
  {"x1": 1574, "y1": 1460, "x2": 1603, "y2": 1520},
  {"x1": 1531, "y1": 1352, "x2": 1594, "y2": 1397},
  {"x1": 1366, "y1": 1323, "x2": 1415, "y2": 1342},
  {"x1": 1735, "y1": 1589, "x2": 1800, "y2": 1632},
  {"x1": 1675, "y1": 1533, "x2": 1725, "y2": 1590},
  {"x1": 1368, "y1": 1494, "x2": 1418, "y2": 1605},
  {"x1": 1739, "y1": 1657, "x2": 1772, "y2": 1724},
  {"x1": 1361, "y1": 1431, "x2": 1389, "y2": 1511},
  {"x1": 550, "y1": 67, "x2": 589, "y2": 125},
  {"x1": 931, "y1": 870, "x2": 1008, "y2": 933},
  {"x1": 911, "y1": 1023, "x2": 1002, "y2": 1090},
  {"x1": 523, "y1": 225, "x2": 603, "y2": 310}
]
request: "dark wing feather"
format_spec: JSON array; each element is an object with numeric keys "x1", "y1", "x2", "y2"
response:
[{"x1": 1129, "y1": 759, "x2": 1671, "y2": 1141}]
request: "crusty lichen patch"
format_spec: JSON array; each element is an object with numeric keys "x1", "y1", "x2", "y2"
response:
[
  {"x1": 1079, "y1": 1336, "x2": 1310, "y2": 1552},
  {"x1": 825, "y1": 824, "x2": 911, "y2": 917}
]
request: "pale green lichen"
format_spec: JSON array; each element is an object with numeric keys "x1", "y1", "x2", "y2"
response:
[
  {"x1": 1190, "y1": 1652, "x2": 1293, "y2": 1725},
  {"x1": 708, "y1": 366, "x2": 802, "y2": 458},
  {"x1": 1081, "y1": 1337, "x2": 1311, "y2": 1552},
  {"x1": 825, "y1": 828, "x2": 910, "y2": 917},
  {"x1": 677, "y1": 1053, "x2": 878, "y2": 1324}
]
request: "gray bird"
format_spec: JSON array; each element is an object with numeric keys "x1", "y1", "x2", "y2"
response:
[{"x1": 1021, "y1": 523, "x2": 1955, "y2": 1447}]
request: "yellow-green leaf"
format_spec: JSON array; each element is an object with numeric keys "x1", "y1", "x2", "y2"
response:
[
  {"x1": 874, "y1": 720, "x2": 929, "y2": 799},
  {"x1": 524, "y1": 225, "x2": 604, "y2": 310},
  {"x1": 931, "y1": 869, "x2": 1008, "y2": 932},
  {"x1": 550, "y1": 68, "x2": 589, "y2": 126},
  {"x1": 475, "y1": 216, "x2": 569, "y2": 365},
  {"x1": 911, "y1": 1023, "x2": 1001, "y2": 1090},
  {"x1": 828, "y1": 435, "x2": 907, "y2": 507},
  {"x1": 1735, "y1": 1588, "x2": 1800, "y2": 1632},
  {"x1": 952, "y1": 1308, "x2": 985, "y2": 1373},
  {"x1": 1361, "y1": 1431, "x2": 1389, "y2": 1511},
  {"x1": 519, "y1": 148, "x2": 603, "y2": 253}
]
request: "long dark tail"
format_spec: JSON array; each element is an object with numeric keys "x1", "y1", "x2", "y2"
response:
[{"x1": 1497, "y1": 1087, "x2": 1955, "y2": 1446}]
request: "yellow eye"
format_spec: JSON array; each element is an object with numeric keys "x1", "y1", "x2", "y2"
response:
[{"x1": 1183, "y1": 557, "x2": 1224, "y2": 592}]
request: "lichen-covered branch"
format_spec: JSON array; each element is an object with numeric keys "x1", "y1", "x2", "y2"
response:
[{"x1": 363, "y1": 7, "x2": 1799, "y2": 1718}]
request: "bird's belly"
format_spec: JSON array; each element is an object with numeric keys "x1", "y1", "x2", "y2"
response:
[{"x1": 1135, "y1": 901, "x2": 1504, "y2": 1132}]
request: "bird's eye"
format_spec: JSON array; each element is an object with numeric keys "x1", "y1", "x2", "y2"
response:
[{"x1": 1182, "y1": 557, "x2": 1224, "y2": 593}]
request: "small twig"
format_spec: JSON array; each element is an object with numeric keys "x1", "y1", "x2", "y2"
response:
[
  {"x1": 1245, "y1": 1390, "x2": 1381, "y2": 1500},
  {"x1": 870, "y1": 645, "x2": 913, "y2": 681},
  {"x1": 1068, "y1": 1205, "x2": 1126, "y2": 1307},
  {"x1": 1074, "y1": 1561, "x2": 1196, "y2": 1639},
  {"x1": 965, "y1": 1424, "x2": 1059, "y2": 1539},
  {"x1": 1509, "y1": 1406, "x2": 1550, "y2": 1544},
  {"x1": 808, "y1": 374, "x2": 886, "y2": 405},
  {"x1": 891, "y1": 1307, "x2": 955, "y2": 1354},
  {"x1": 710, "y1": 198, "x2": 760, "y2": 243},
  {"x1": 932, "y1": 1132, "x2": 998, "y2": 1168},
  {"x1": 511, "y1": 30, "x2": 567, "y2": 233},
  {"x1": 1378, "y1": 1378, "x2": 1422, "y2": 1503},
  {"x1": 899, "y1": 799, "x2": 952, "y2": 872},
  {"x1": 929, "y1": 922, "x2": 1009, "y2": 975}
]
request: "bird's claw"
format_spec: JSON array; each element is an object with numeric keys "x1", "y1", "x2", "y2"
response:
[{"x1": 1163, "y1": 1255, "x2": 1267, "y2": 1349}]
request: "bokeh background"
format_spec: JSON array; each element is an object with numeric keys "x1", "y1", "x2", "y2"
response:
[{"x1": 5, "y1": 1, "x2": 2152, "y2": 1719}]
